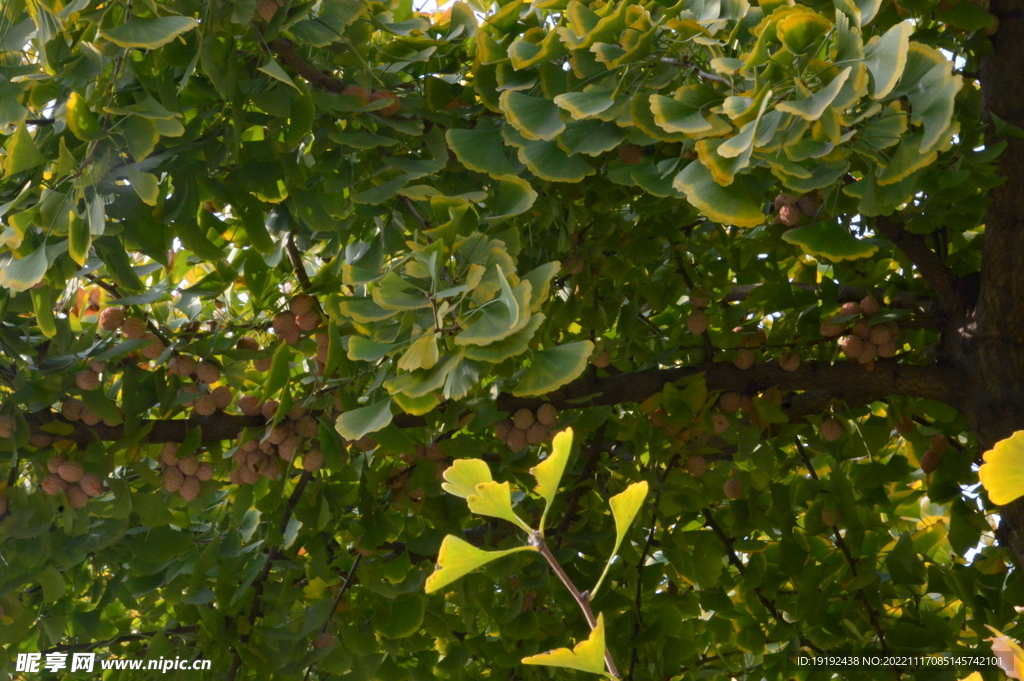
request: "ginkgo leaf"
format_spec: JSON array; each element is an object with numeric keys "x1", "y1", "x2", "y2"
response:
[
  {"x1": 522, "y1": 613, "x2": 607, "y2": 675},
  {"x1": 530, "y1": 427, "x2": 574, "y2": 533},
  {"x1": 392, "y1": 391, "x2": 439, "y2": 416},
  {"x1": 553, "y1": 90, "x2": 616, "y2": 120},
  {"x1": 863, "y1": 21, "x2": 912, "y2": 99},
  {"x1": 512, "y1": 340, "x2": 594, "y2": 396},
  {"x1": 782, "y1": 222, "x2": 879, "y2": 262},
  {"x1": 442, "y1": 458, "x2": 494, "y2": 498},
  {"x1": 467, "y1": 481, "x2": 532, "y2": 530},
  {"x1": 979, "y1": 431, "x2": 1024, "y2": 505},
  {"x1": 447, "y1": 128, "x2": 519, "y2": 178},
  {"x1": 776, "y1": 68, "x2": 852, "y2": 121},
  {"x1": 672, "y1": 162, "x2": 765, "y2": 228},
  {"x1": 335, "y1": 398, "x2": 394, "y2": 441},
  {"x1": 424, "y1": 535, "x2": 537, "y2": 594},
  {"x1": 592, "y1": 480, "x2": 648, "y2": 597},
  {"x1": 500, "y1": 91, "x2": 566, "y2": 141},
  {"x1": 984, "y1": 624, "x2": 1024, "y2": 679},
  {"x1": 398, "y1": 334, "x2": 439, "y2": 371},
  {"x1": 101, "y1": 15, "x2": 199, "y2": 49},
  {"x1": 4, "y1": 124, "x2": 47, "y2": 177}
]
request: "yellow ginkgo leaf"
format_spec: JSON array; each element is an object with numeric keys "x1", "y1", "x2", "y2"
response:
[
  {"x1": 398, "y1": 333, "x2": 439, "y2": 371},
  {"x1": 530, "y1": 427, "x2": 574, "y2": 533},
  {"x1": 467, "y1": 481, "x2": 532, "y2": 531},
  {"x1": 424, "y1": 535, "x2": 537, "y2": 594},
  {"x1": 522, "y1": 613, "x2": 607, "y2": 675},
  {"x1": 986, "y1": 624, "x2": 1024, "y2": 680},
  {"x1": 592, "y1": 481, "x2": 649, "y2": 597},
  {"x1": 979, "y1": 431, "x2": 1024, "y2": 505},
  {"x1": 441, "y1": 459, "x2": 493, "y2": 498}
]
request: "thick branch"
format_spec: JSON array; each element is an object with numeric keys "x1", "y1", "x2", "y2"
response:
[
  {"x1": 873, "y1": 216, "x2": 962, "y2": 316},
  {"x1": 268, "y1": 38, "x2": 347, "y2": 93}
]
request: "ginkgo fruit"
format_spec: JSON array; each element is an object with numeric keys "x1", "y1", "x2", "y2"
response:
[
  {"x1": 687, "y1": 310, "x2": 708, "y2": 334},
  {"x1": 723, "y1": 478, "x2": 744, "y2": 500},
  {"x1": 685, "y1": 455, "x2": 707, "y2": 477},
  {"x1": 821, "y1": 420, "x2": 843, "y2": 442},
  {"x1": 99, "y1": 307, "x2": 125, "y2": 330},
  {"x1": 58, "y1": 461, "x2": 84, "y2": 483},
  {"x1": 921, "y1": 448, "x2": 942, "y2": 474}
]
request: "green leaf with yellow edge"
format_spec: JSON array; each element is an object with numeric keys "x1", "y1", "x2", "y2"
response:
[
  {"x1": 468, "y1": 480, "x2": 532, "y2": 530},
  {"x1": 500, "y1": 91, "x2": 566, "y2": 141},
  {"x1": 592, "y1": 481, "x2": 649, "y2": 597},
  {"x1": 512, "y1": 340, "x2": 594, "y2": 397},
  {"x1": 502, "y1": 126, "x2": 596, "y2": 182},
  {"x1": 4, "y1": 124, "x2": 47, "y2": 178},
  {"x1": 889, "y1": 44, "x2": 962, "y2": 154},
  {"x1": 258, "y1": 58, "x2": 297, "y2": 90},
  {"x1": 522, "y1": 262, "x2": 559, "y2": 312},
  {"x1": 0, "y1": 246, "x2": 50, "y2": 292},
  {"x1": 68, "y1": 210, "x2": 90, "y2": 266},
  {"x1": 441, "y1": 458, "x2": 494, "y2": 498},
  {"x1": 384, "y1": 352, "x2": 463, "y2": 398},
  {"x1": 455, "y1": 269, "x2": 524, "y2": 346},
  {"x1": 331, "y1": 297, "x2": 398, "y2": 323},
  {"x1": 979, "y1": 431, "x2": 1024, "y2": 505},
  {"x1": 101, "y1": 15, "x2": 198, "y2": 49},
  {"x1": 398, "y1": 334, "x2": 439, "y2": 371},
  {"x1": 631, "y1": 95, "x2": 691, "y2": 142},
  {"x1": 126, "y1": 167, "x2": 160, "y2": 206},
  {"x1": 557, "y1": 119, "x2": 626, "y2": 157},
  {"x1": 522, "y1": 613, "x2": 607, "y2": 675},
  {"x1": 335, "y1": 398, "x2": 394, "y2": 441},
  {"x1": 124, "y1": 115, "x2": 159, "y2": 161},
  {"x1": 530, "y1": 427, "x2": 574, "y2": 533},
  {"x1": 776, "y1": 11, "x2": 832, "y2": 54},
  {"x1": 508, "y1": 31, "x2": 567, "y2": 70},
  {"x1": 262, "y1": 342, "x2": 292, "y2": 400},
  {"x1": 782, "y1": 222, "x2": 879, "y2": 262},
  {"x1": 347, "y1": 336, "x2": 395, "y2": 362},
  {"x1": 553, "y1": 90, "x2": 616, "y2": 120},
  {"x1": 863, "y1": 21, "x2": 912, "y2": 99},
  {"x1": 672, "y1": 162, "x2": 765, "y2": 228},
  {"x1": 66, "y1": 92, "x2": 104, "y2": 141},
  {"x1": 392, "y1": 391, "x2": 438, "y2": 415},
  {"x1": 493, "y1": 174, "x2": 538, "y2": 218},
  {"x1": 31, "y1": 286, "x2": 56, "y2": 338},
  {"x1": 446, "y1": 128, "x2": 518, "y2": 178},
  {"x1": 776, "y1": 68, "x2": 852, "y2": 120},
  {"x1": 875, "y1": 132, "x2": 938, "y2": 186},
  {"x1": 464, "y1": 313, "x2": 544, "y2": 362},
  {"x1": 424, "y1": 535, "x2": 537, "y2": 594}
]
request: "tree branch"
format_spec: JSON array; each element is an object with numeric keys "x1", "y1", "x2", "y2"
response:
[
  {"x1": 268, "y1": 38, "x2": 348, "y2": 93},
  {"x1": 873, "y1": 216, "x2": 963, "y2": 316}
]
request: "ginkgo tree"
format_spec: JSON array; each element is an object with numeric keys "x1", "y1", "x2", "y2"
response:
[{"x1": 5, "y1": 0, "x2": 1024, "y2": 678}]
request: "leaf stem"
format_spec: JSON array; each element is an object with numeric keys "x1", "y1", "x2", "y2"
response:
[{"x1": 532, "y1": 531, "x2": 621, "y2": 680}]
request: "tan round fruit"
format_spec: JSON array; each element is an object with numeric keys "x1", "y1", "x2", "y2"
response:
[
  {"x1": 617, "y1": 144, "x2": 643, "y2": 164},
  {"x1": 821, "y1": 419, "x2": 844, "y2": 442},
  {"x1": 850, "y1": 322, "x2": 870, "y2": 339},
  {"x1": 178, "y1": 456, "x2": 200, "y2": 477},
  {"x1": 47, "y1": 455, "x2": 67, "y2": 474},
  {"x1": 196, "y1": 462, "x2": 215, "y2": 482},
  {"x1": 160, "y1": 443, "x2": 179, "y2": 466},
  {"x1": 179, "y1": 476, "x2": 201, "y2": 501},
  {"x1": 867, "y1": 325, "x2": 891, "y2": 346},
  {"x1": 920, "y1": 448, "x2": 942, "y2": 474},
  {"x1": 313, "y1": 633, "x2": 337, "y2": 650},
  {"x1": 689, "y1": 294, "x2": 710, "y2": 308},
  {"x1": 140, "y1": 333, "x2": 165, "y2": 360},
  {"x1": 776, "y1": 203, "x2": 800, "y2": 226},
  {"x1": 99, "y1": 307, "x2": 126, "y2": 331},
  {"x1": 536, "y1": 403, "x2": 557, "y2": 426},
  {"x1": 75, "y1": 369, "x2": 99, "y2": 391},
  {"x1": 29, "y1": 433, "x2": 53, "y2": 449},
  {"x1": 162, "y1": 466, "x2": 185, "y2": 492},
  {"x1": 733, "y1": 349, "x2": 755, "y2": 370},
  {"x1": 80, "y1": 408, "x2": 101, "y2": 426},
  {"x1": 506, "y1": 427, "x2": 527, "y2": 453},
  {"x1": 290, "y1": 294, "x2": 315, "y2": 317},
  {"x1": 838, "y1": 335, "x2": 864, "y2": 358},
  {"x1": 820, "y1": 320, "x2": 845, "y2": 337},
  {"x1": 212, "y1": 386, "x2": 233, "y2": 411},
  {"x1": 42, "y1": 475, "x2": 68, "y2": 495},
  {"x1": 857, "y1": 342, "x2": 877, "y2": 364},
  {"x1": 494, "y1": 420, "x2": 513, "y2": 440},
  {"x1": 254, "y1": 356, "x2": 273, "y2": 372},
  {"x1": 279, "y1": 437, "x2": 299, "y2": 461},
  {"x1": 859, "y1": 296, "x2": 881, "y2": 317},
  {"x1": 592, "y1": 349, "x2": 611, "y2": 368},
  {"x1": 302, "y1": 448, "x2": 324, "y2": 472},
  {"x1": 194, "y1": 393, "x2": 217, "y2": 416},
  {"x1": 169, "y1": 356, "x2": 197, "y2": 377},
  {"x1": 370, "y1": 90, "x2": 401, "y2": 116},
  {"x1": 79, "y1": 473, "x2": 105, "y2": 497},
  {"x1": 273, "y1": 312, "x2": 299, "y2": 344},
  {"x1": 687, "y1": 310, "x2": 708, "y2": 334},
  {"x1": 239, "y1": 395, "x2": 262, "y2": 416},
  {"x1": 316, "y1": 334, "x2": 329, "y2": 363},
  {"x1": 66, "y1": 484, "x2": 89, "y2": 508},
  {"x1": 296, "y1": 313, "x2": 319, "y2": 331},
  {"x1": 195, "y1": 361, "x2": 221, "y2": 385},
  {"x1": 711, "y1": 413, "x2": 730, "y2": 434},
  {"x1": 355, "y1": 436, "x2": 377, "y2": 451},
  {"x1": 295, "y1": 415, "x2": 318, "y2": 439},
  {"x1": 821, "y1": 507, "x2": 837, "y2": 527},
  {"x1": 229, "y1": 466, "x2": 246, "y2": 485},
  {"x1": 342, "y1": 85, "x2": 371, "y2": 106},
  {"x1": 685, "y1": 455, "x2": 707, "y2": 477},
  {"x1": 239, "y1": 465, "x2": 260, "y2": 484},
  {"x1": 877, "y1": 342, "x2": 897, "y2": 358},
  {"x1": 237, "y1": 337, "x2": 260, "y2": 351},
  {"x1": 930, "y1": 435, "x2": 950, "y2": 455},
  {"x1": 58, "y1": 460, "x2": 84, "y2": 483},
  {"x1": 512, "y1": 408, "x2": 535, "y2": 430},
  {"x1": 839, "y1": 302, "x2": 861, "y2": 317},
  {"x1": 268, "y1": 425, "x2": 290, "y2": 445},
  {"x1": 718, "y1": 392, "x2": 741, "y2": 413},
  {"x1": 261, "y1": 400, "x2": 280, "y2": 420},
  {"x1": 779, "y1": 352, "x2": 801, "y2": 372},
  {"x1": 62, "y1": 398, "x2": 84, "y2": 421},
  {"x1": 526, "y1": 422, "x2": 549, "y2": 445},
  {"x1": 261, "y1": 458, "x2": 281, "y2": 480},
  {"x1": 723, "y1": 478, "x2": 744, "y2": 500},
  {"x1": 121, "y1": 317, "x2": 147, "y2": 340}
]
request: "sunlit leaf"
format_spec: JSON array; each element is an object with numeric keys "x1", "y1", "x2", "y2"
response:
[
  {"x1": 442, "y1": 458, "x2": 494, "y2": 498},
  {"x1": 522, "y1": 613, "x2": 607, "y2": 675},
  {"x1": 335, "y1": 398, "x2": 394, "y2": 440},
  {"x1": 592, "y1": 481, "x2": 649, "y2": 597},
  {"x1": 4, "y1": 124, "x2": 47, "y2": 178},
  {"x1": 863, "y1": 21, "x2": 912, "y2": 99},
  {"x1": 467, "y1": 481, "x2": 532, "y2": 530},
  {"x1": 424, "y1": 535, "x2": 537, "y2": 594},
  {"x1": 530, "y1": 428, "x2": 573, "y2": 532},
  {"x1": 672, "y1": 162, "x2": 765, "y2": 228},
  {"x1": 512, "y1": 340, "x2": 594, "y2": 396},
  {"x1": 500, "y1": 91, "x2": 566, "y2": 141},
  {"x1": 980, "y1": 431, "x2": 1024, "y2": 505}
]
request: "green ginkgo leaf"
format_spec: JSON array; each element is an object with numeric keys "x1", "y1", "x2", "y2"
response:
[
  {"x1": 557, "y1": 119, "x2": 626, "y2": 157},
  {"x1": 522, "y1": 613, "x2": 607, "y2": 675},
  {"x1": 446, "y1": 128, "x2": 519, "y2": 178},
  {"x1": 384, "y1": 352, "x2": 463, "y2": 398},
  {"x1": 553, "y1": 90, "x2": 616, "y2": 120},
  {"x1": 521, "y1": 261, "x2": 559, "y2": 312},
  {"x1": 442, "y1": 459, "x2": 494, "y2": 498},
  {"x1": 530, "y1": 427, "x2": 574, "y2": 532},
  {"x1": 332, "y1": 297, "x2": 398, "y2": 323},
  {"x1": 424, "y1": 535, "x2": 537, "y2": 594},
  {"x1": 672, "y1": 162, "x2": 765, "y2": 228},
  {"x1": 782, "y1": 222, "x2": 879, "y2": 262},
  {"x1": 500, "y1": 91, "x2": 566, "y2": 141},
  {"x1": 493, "y1": 174, "x2": 538, "y2": 218},
  {"x1": 456, "y1": 269, "x2": 524, "y2": 346},
  {"x1": 68, "y1": 211, "x2": 90, "y2": 266},
  {"x1": 592, "y1": 481, "x2": 648, "y2": 597},
  {"x1": 515, "y1": 138, "x2": 596, "y2": 182},
  {"x1": 467, "y1": 481, "x2": 532, "y2": 530},
  {"x1": 0, "y1": 244, "x2": 56, "y2": 292},
  {"x1": 463, "y1": 313, "x2": 544, "y2": 362},
  {"x1": 66, "y1": 92, "x2": 104, "y2": 141},
  {"x1": 101, "y1": 15, "x2": 199, "y2": 49},
  {"x1": 979, "y1": 431, "x2": 1024, "y2": 505},
  {"x1": 347, "y1": 336, "x2": 395, "y2": 362},
  {"x1": 126, "y1": 167, "x2": 159, "y2": 206},
  {"x1": 507, "y1": 30, "x2": 567, "y2": 69},
  {"x1": 863, "y1": 21, "x2": 912, "y2": 99},
  {"x1": 4, "y1": 124, "x2": 47, "y2": 178},
  {"x1": 392, "y1": 391, "x2": 439, "y2": 416},
  {"x1": 335, "y1": 398, "x2": 394, "y2": 441},
  {"x1": 776, "y1": 11, "x2": 832, "y2": 54},
  {"x1": 776, "y1": 68, "x2": 852, "y2": 120},
  {"x1": 512, "y1": 340, "x2": 594, "y2": 396},
  {"x1": 398, "y1": 334, "x2": 439, "y2": 371}
]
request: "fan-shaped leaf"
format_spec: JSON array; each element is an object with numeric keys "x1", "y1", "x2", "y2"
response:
[
  {"x1": 863, "y1": 21, "x2": 912, "y2": 99},
  {"x1": 782, "y1": 222, "x2": 879, "y2": 261},
  {"x1": 522, "y1": 613, "x2": 607, "y2": 675},
  {"x1": 447, "y1": 129, "x2": 518, "y2": 178},
  {"x1": 672, "y1": 162, "x2": 765, "y2": 228},
  {"x1": 4, "y1": 124, "x2": 47, "y2": 177},
  {"x1": 531, "y1": 428, "x2": 574, "y2": 532},
  {"x1": 424, "y1": 535, "x2": 537, "y2": 594},
  {"x1": 468, "y1": 481, "x2": 532, "y2": 530},
  {"x1": 980, "y1": 431, "x2": 1024, "y2": 505},
  {"x1": 512, "y1": 340, "x2": 594, "y2": 396},
  {"x1": 500, "y1": 91, "x2": 566, "y2": 141},
  {"x1": 442, "y1": 459, "x2": 494, "y2": 498},
  {"x1": 101, "y1": 15, "x2": 199, "y2": 49},
  {"x1": 335, "y1": 399, "x2": 394, "y2": 441}
]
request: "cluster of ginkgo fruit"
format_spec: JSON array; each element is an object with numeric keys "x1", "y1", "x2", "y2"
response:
[
  {"x1": 819, "y1": 297, "x2": 901, "y2": 368},
  {"x1": 230, "y1": 400, "x2": 325, "y2": 485},
  {"x1": 772, "y1": 191, "x2": 822, "y2": 226},
  {"x1": 40, "y1": 455, "x2": 107, "y2": 508},
  {"x1": 158, "y1": 444, "x2": 216, "y2": 501},
  {"x1": 493, "y1": 404, "x2": 560, "y2": 452}
]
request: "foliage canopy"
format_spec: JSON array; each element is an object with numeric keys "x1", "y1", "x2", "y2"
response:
[{"x1": 1, "y1": 0, "x2": 1023, "y2": 678}]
